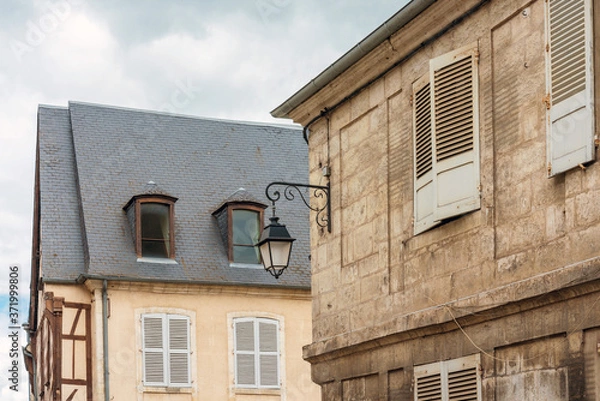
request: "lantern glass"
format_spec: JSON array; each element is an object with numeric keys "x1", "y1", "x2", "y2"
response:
[
  {"x1": 259, "y1": 240, "x2": 292, "y2": 272},
  {"x1": 257, "y1": 216, "x2": 295, "y2": 278}
]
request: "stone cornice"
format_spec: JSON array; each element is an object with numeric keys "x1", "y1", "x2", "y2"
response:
[
  {"x1": 80, "y1": 278, "x2": 311, "y2": 301},
  {"x1": 303, "y1": 256, "x2": 600, "y2": 363}
]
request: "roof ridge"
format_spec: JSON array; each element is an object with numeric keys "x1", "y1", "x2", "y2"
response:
[
  {"x1": 38, "y1": 104, "x2": 69, "y2": 110},
  {"x1": 67, "y1": 100, "x2": 301, "y2": 129}
]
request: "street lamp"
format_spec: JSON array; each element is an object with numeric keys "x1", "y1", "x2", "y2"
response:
[
  {"x1": 258, "y1": 181, "x2": 330, "y2": 278},
  {"x1": 257, "y1": 215, "x2": 295, "y2": 279}
]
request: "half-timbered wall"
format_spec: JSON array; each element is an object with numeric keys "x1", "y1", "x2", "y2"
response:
[{"x1": 34, "y1": 292, "x2": 92, "y2": 401}]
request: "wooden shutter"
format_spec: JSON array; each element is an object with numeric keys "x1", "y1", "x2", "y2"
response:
[
  {"x1": 258, "y1": 320, "x2": 279, "y2": 387},
  {"x1": 447, "y1": 366, "x2": 479, "y2": 401},
  {"x1": 235, "y1": 320, "x2": 256, "y2": 386},
  {"x1": 430, "y1": 43, "x2": 480, "y2": 221},
  {"x1": 142, "y1": 315, "x2": 166, "y2": 385},
  {"x1": 234, "y1": 318, "x2": 280, "y2": 388},
  {"x1": 414, "y1": 354, "x2": 480, "y2": 401},
  {"x1": 414, "y1": 372, "x2": 442, "y2": 400},
  {"x1": 546, "y1": 0, "x2": 595, "y2": 176},
  {"x1": 413, "y1": 73, "x2": 438, "y2": 234},
  {"x1": 168, "y1": 316, "x2": 190, "y2": 386}
]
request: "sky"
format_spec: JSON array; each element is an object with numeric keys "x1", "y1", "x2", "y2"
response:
[{"x1": 0, "y1": 0, "x2": 409, "y2": 399}]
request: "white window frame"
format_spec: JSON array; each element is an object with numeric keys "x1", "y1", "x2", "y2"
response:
[
  {"x1": 414, "y1": 354, "x2": 481, "y2": 401},
  {"x1": 545, "y1": 0, "x2": 595, "y2": 176},
  {"x1": 413, "y1": 42, "x2": 481, "y2": 235},
  {"x1": 141, "y1": 313, "x2": 191, "y2": 388},
  {"x1": 233, "y1": 317, "x2": 281, "y2": 389}
]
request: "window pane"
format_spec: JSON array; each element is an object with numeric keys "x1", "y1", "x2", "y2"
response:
[
  {"x1": 168, "y1": 317, "x2": 188, "y2": 350},
  {"x1": 233, "y1": 210, "x2": 260, "y2": 245},
  {"x1": 169, "y1": 353, "x2": 190, "y2": 385},
  {"x1": 144, "y1": 352, "x2": 165, "y2": 384},
  {"x1": 233, "y1": 245, "x2": 260, "y2": 264},
  {"x1": 259, "y1": 355, "x2": 279, "y2": 386},
  {"x1": 141, "y1": 203, "x2": 170, "y2": 258},
  {"x1": 143, "y1": 317, "x2": 164, "y2": 349},
  {"x1": 232, "y1": 209, "x2": 260, "y2": 263},
  {"x1": 259, "y1": 321, "x2": 277, "y2": 352},
  {"x1": 235, "y1": 321, "x2": 255, "y2": 351},
  {"x1": 236, "y1": 354, "x2": 256, "y2": 386}
]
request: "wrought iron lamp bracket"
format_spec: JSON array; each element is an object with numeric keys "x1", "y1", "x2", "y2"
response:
[{"x1": 265, "y1": 181, "x2": 331, "y2": 232}]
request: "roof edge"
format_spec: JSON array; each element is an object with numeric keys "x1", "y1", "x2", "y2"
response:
[
  {"x1": 66, "y1": 100, "x2": 301, "y2": 130},
  {"x1": 38, "y1": 104, "x2": 69, "y2": 110},
  {"x1": 70, "y1": 274, "x2": 310, "y2": 291},
  {"x1": 270, "y1": 0, "x2": 437, "y2": 120}
]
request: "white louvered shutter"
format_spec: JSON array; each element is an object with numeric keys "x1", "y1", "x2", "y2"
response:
[
  {"x1": 168, "y1": 316, "x2": 190, "y2": 386},
  {"x1": 235, "y1": 320, "x2": 256, "y2": 386},
  {"x1": 415, "y1": 355, "x2": 481, "y2": 401},
  {"x1": 414, "y1": 361, "x2": 442, "y2": 401},
  {"x1": 415, "y1": 372, "x2": 442, "y2": 401},
  {"x1": 142, "y1": 315, "x2": 166, "y2": 385},
  {"x1": 447, "y1": 366, "x2": 479, "y2": 401},
  {"x1": 430, "y1": 43, "x2": 480, "y2": 221},
  {"x1": 413, "y1": 73, "x2": 438, "y2": 234},
  {"x1": 546, "y1": 0, "x2": 594, "y2": 176},
  {"x1": 258, "y1": 320, "x2": 279, "y2": 387}
]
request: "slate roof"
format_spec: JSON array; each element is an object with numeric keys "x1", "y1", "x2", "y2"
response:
[{"x1": 36, "y1": 101, "x2": 311, "y2": 288}]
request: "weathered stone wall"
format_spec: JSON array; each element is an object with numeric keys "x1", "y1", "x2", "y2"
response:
[
  {"x1": 293, "y1": 0, "x2": 600, "y2": 399},
  {"x1": 309, "y1": 287, "x2": 600, "y2": 400}
]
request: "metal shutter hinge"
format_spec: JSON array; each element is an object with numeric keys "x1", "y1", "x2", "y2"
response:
[{"x1": 542, "y1": 94, "x2": 551, "y2": 109}]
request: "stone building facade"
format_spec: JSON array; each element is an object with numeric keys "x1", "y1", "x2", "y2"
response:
[{"x1": 272, "y1": 0, "x2": 600, "y2": 399}]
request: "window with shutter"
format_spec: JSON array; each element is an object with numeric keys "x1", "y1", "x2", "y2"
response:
[
  {"x1": 234, "y1": 317, "x2": 280, "y2": 388},
  {"x1": 413, "y1": 74, "x2": 437, "y2": 234},
  {"x1": 142, "y1": 314, "x2": 191, "y2": 387},
  {"x1": 413, "y1": 43, "x2": 481, "y2": 235},
  {"x1": 545, "y1": 0, "x2": 595, "y2": 176},
  {"x1": 414, "y1": 354, "x2": 481, "y2": 401}
]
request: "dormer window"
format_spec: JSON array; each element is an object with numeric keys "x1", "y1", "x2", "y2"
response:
[
  {"x1": 124, "y1": 191, "x2": 177, "y2": 260},
  {"x1": 212, "y1": 189, "x2": 267, "y2": 266},
  {"x1": 140, "y1": 201, "x2": 173, "y2": 258},
  {"x1": 231, "y1": 206, "x2": 262, "y2": 264}
]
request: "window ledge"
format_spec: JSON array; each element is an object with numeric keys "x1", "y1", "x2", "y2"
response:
[
  {"x1": 142, "y1": 385, "x2": 192, "y2": 394},
  {"x1": 229, "y1": 262, "x2": 263, "y2": 269},
  {"x1": 234, "y1": 387, "x2": 281, "y2": 395},
  {"x1": 137, "y1": 257, "x2": 178, "y2": 265}
]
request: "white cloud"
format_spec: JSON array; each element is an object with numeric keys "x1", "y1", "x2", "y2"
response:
[{"x1": 0, "y1": 2, "x2": 412, "y2": 399}]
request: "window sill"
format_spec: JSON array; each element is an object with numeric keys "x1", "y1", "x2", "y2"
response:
[
  {"x1": 142, "y1": 385, "x2": 192, "y2": 393},
  {"x1": 234, "y1": 387, "x2": 281, "y2": 396},
  {"x1": 137, "y1": 257, "x2": 178, "y2": 264},
  {"x1": 229, "y1": 262, "x2": 263, "y2": 269}
]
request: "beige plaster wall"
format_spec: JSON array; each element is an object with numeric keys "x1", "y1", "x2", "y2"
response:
[{"x1": 45, "y1": 282, "x2": 318, "y2": 401}]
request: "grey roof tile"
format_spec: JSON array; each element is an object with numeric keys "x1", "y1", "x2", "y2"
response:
[
  {"x1": 37, "y1": 106, "x2": 86, "y2": 280},
  {"x1": 37, "y1": 101, "x2": 310, "y2": 288}
]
